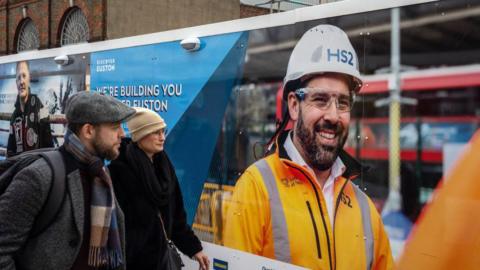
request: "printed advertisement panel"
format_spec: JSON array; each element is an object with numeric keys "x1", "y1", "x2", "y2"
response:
[
  {"x1": 0, "y1": 55, "x2": 88, "y2": 158},
  {"x1": 0, "y1": 1, "x2": 478, "y2": 269},
  {"x1": 90, "y1": 31, "x2": 249, "y2": 225},
  {"x1": 188, "y1": 1, "x2": 480, "y2": 269}
]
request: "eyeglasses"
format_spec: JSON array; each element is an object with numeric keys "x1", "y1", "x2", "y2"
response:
[
  {"x1": 294, "y1": 88, "x2": 354, "y2": 113},
  {"x1": 152, "y1": 128, "x2": 168, "y2": 136}
]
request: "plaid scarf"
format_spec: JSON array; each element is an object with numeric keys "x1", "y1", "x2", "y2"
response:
[{"x1": 64, "y1": 129, "x2": 123, "y2": 269}]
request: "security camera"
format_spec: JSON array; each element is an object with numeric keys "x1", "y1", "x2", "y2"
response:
[
  {"x1": 180, "y1": 37, "x2": 201, "y2": 52},
  {"x1": 54, "y1": 55, "x2": 70, "y2": 66}
]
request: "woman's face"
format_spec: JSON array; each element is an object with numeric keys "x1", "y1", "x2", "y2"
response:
[{"x1": 137, "y1": 128, "x2": 166, "y2": 156}]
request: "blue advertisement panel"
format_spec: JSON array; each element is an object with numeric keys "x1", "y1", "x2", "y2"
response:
[{"x1": 90, "y1": 31, "x2": 248, "y2": 224}]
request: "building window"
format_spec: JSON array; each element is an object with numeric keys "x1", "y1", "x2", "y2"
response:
[
  {"x1": 60, "y1": 8, "x2": 89, "y2": 46},
  {"x1": 17, "y1": 18, "x2": 40, "y2": 52}
]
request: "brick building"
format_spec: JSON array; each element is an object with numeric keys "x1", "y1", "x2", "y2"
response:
[{"x1": 0, "y1": 0, "x2": 269, "y2": 56}]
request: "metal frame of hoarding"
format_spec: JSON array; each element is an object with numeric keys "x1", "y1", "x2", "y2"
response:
[{"x1": 0, "y1": 0, "x2": 437, "y2": 64}]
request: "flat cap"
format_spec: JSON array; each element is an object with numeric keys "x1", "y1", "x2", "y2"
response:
[{"x1": 65, "y1": 91, "x2": 136, "y2": 124}]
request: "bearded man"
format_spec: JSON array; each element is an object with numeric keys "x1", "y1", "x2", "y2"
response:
[
  {"x1": 224, "y1": 25, "x2": 393, "y2": 270},
  {"x1": 0, "y1": 91, "x2": 135, "y2": 270}
]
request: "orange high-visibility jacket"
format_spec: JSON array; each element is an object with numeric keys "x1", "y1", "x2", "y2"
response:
[
  {"x1": 224, "y1": 132, "x2": 393, "y2": 270},
  {"x1": 397, "y1": 131, "x2": 480, "y2": 270}
]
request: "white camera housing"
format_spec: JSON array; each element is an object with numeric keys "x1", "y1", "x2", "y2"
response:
[
  {"x1": 54, "y1": 55, "x2": 70, "y2": 66},
  {"x1": 180, "y1": 37, "x2": 201, "y2": 52}
]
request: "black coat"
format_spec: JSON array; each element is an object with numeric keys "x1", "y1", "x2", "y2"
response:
[
  {"x1": 108, "y1": 140, "x2": 202, "y2": 270},
  {"x1": 7, "y1": 94, "x2": 53, "y2": 157}
]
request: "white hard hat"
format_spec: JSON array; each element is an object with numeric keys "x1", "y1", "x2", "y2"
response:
[{"x1": 283, "y1": 24, "x2": 363, "y2": 99}]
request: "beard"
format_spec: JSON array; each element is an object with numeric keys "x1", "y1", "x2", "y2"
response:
[
  {"x1": 92, "y1": 135, "x2": 120, "y2": 161},
  {"x1": 295, "y1": 107, "x2": 348, "y2": 170}
]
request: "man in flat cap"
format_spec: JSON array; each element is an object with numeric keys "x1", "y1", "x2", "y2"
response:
[{"x1": 0, "y1": 91, "x2": 135, "y2": 270}]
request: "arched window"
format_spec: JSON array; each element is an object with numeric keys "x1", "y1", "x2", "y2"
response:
[
  {"x1": 16, "y1": 18, "x2": 40, "y2": 52},
  {"x1": 60, "y1": 8, "x2": 89, "y2": 46}
]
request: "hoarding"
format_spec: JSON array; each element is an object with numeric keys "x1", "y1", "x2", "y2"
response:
[{"x1": 0, "y1": 0, "x2": 479, "y2": 269}]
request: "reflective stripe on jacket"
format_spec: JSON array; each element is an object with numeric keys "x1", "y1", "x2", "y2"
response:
[{"x1": 224, "y1": 134, "x2": 393, "y2": 270}]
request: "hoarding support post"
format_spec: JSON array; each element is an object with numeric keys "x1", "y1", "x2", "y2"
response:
[{"x1": 386, "y1": 7, "x2": 402, "y2": 212}]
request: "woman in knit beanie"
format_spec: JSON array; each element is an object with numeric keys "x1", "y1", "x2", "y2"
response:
[{"x1": 108, "y1": 107, "x2": 209, "y2": 270}]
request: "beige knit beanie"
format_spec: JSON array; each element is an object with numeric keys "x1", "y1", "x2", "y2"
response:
[{"x1": 127, "y1": 107, "x2": 167, "y2": 142}]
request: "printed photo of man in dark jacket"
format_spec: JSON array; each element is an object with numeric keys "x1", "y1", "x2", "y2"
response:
[{"x1": 7, "y1": 60, "x2": 53, "y2": 157}]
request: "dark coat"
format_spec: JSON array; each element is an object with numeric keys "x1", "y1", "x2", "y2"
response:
[
  {"x1": 7, "y1": 94, "x2": 53, "y2": 157},
  {"x1": 0, "y1": 148, "x2": 126, "y2": 270},
  {"x1": 108, "y1": 140, "x2": 202, "y2": 270}
]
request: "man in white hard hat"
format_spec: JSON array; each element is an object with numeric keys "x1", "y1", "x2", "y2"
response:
[{"x1": 224, "y1": 25, "x2": 393, "y2": 270}]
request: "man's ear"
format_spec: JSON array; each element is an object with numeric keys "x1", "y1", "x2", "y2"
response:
[
  {"x1": 287, "y1": 91, "x2": 300, "y2": 121},
  {"x1": 80, "y1": 123, "x2": 96, "y2": 140}
]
